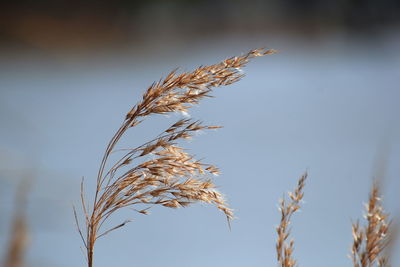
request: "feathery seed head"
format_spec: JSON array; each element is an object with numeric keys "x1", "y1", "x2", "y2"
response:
[{"x1": 76, "y1": 48, "x2": 274, "y2": 267}]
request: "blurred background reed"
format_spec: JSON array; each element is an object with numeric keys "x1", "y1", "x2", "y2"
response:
[{"x1": 1, "y1": 1, "x2": 399, "y2": 266}]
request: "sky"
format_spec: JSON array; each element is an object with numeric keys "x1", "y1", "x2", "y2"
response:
[{"x1": 1, "y1": 32, "x2": 400, "y2": 267}]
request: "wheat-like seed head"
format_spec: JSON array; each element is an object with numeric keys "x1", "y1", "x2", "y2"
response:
[
  {"x1": 75, "y1": 48, "x2": 275, "y2": 267},
  {"x1": 351, "y1": 184, "x2": 392, "y2": 267},
  {"x1": 276, "y1": 172, "x2": 307, "y2": 267}
]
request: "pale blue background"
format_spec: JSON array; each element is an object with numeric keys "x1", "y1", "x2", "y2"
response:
[{"x1": 1, "y1": 33, "x2": 400, "y2": 266}]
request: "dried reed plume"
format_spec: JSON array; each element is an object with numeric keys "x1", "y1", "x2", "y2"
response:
[
  {"x1": 75, "y1": 48, "x2": 276, "y2": 267},
  {"x1": 351, "y1": 183, "x2": 392, "y2": 267},
  {"x1": 276, "y1": 172, "x2": 307, "y2": 267}
]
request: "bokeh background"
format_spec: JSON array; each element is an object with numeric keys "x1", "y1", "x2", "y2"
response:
[{"x1": 1, "y1": 1, "x2": 400, "y2": 266}]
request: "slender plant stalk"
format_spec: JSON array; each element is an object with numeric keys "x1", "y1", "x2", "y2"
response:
[
  {"x1": 75, "y1": 48, "x2": 276, "y2": 267},
  {"x1": 276, "y1": 172, "x2": 307, "y2": 267}
]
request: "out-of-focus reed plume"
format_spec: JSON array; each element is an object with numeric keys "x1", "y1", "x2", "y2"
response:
[{"x1": 3, "y1": 180, "x2": 30, "y2": 267}]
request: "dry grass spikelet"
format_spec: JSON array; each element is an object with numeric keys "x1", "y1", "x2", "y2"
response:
[
  {"x1": 351, "y1": 183, "x2": 393, "y2": 267},
  {"x1": 276, "y1": 172, "x2": 307, "y2": 267},
  {"x1": 74, "y1": 48, "x2": 275, "y2": 267}
]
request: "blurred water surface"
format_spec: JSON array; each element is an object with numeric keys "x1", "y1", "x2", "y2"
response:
[{"x1": 1, "y1": 32, "x2": 400, "y2": 266}]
